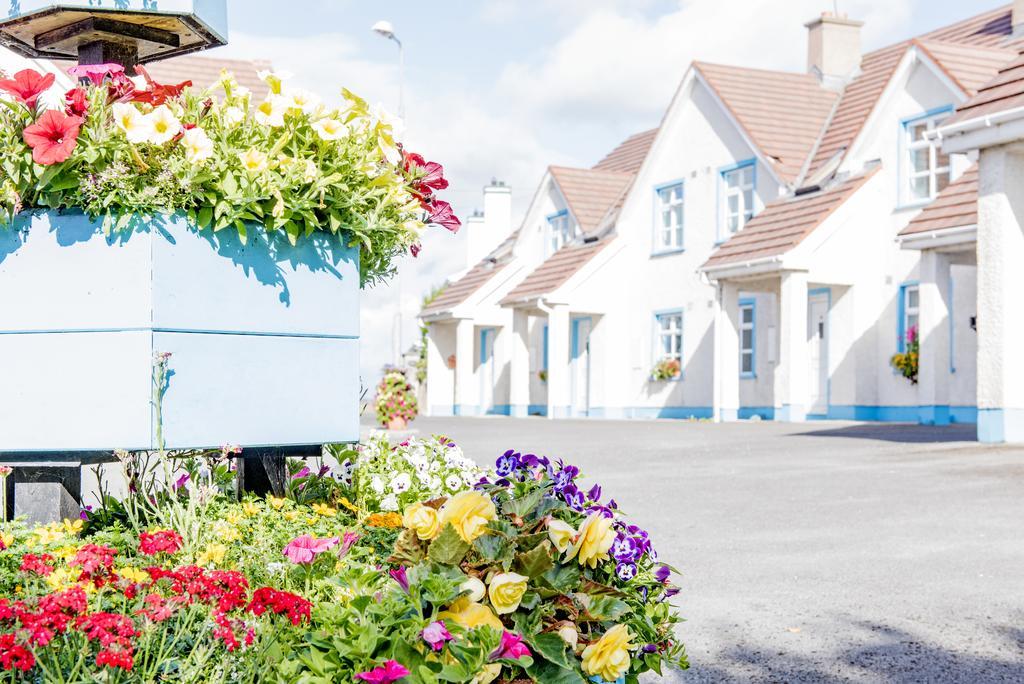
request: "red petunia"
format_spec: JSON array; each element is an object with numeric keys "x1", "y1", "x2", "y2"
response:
[
  {"x1": 22, "y1": 110, "x2": 83, "y2": 166},
  {"x1": 0, "y1": 69, "x2": 55, "y2": 110},
  {"x1": 131, "y1": 64, "x2": 191, "y2": 106},
  {"x1": 65, "y1": 87, "x2": 88, "y2": 117},
  {"x1": 427, "y1": 199, "x2": 461, "y2": 233}
]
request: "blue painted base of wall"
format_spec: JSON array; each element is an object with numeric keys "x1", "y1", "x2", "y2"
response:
[
  {"x1": 977, "y1": 408, "x2": 1024, "y2": 443},
  {"x1": 589, "y1": 406, "x2": 714, "y2": 420},
  {"x1": 821, "y1": 405, "x2": 978, "y2": 424}
]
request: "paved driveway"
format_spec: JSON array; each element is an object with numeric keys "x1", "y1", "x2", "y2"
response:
[{"x1": 393, "y1": 416, "x2": 1024, "y2": 683}]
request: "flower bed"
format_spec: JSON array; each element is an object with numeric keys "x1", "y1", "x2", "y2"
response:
[{"x1": 0, "y1": 438, "x2": 687, "y2": 682}]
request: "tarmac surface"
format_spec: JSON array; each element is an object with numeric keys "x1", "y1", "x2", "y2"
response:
[{"x1": 397, "y1": 416, "x2": 1024, "y2": 683}]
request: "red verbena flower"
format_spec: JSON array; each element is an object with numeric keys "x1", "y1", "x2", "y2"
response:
[
  {"x1": 22, "y1": 110, "x2": 83, "y2": 166},
  {"x1": 427, "y1": 199, "x2": 461, "y2": 233},
  {"x1": 0, "y1": 633, "x2": 34, "y2": 672},
  {"x1": 138, "y1": 530, "x2": 183, "y2": 556},
  {"x1": 247, "y1": 587, "x2": 312, "y2": 625},
  {"x1": 0, "y1": 69, "x2": 55, "y2": 109},
  {"x1": 65, "y1": 87, "x2": 89, "y2": 117},
  {"x1": 19, "y1": 554, "x2": 55, "y2": 577}
]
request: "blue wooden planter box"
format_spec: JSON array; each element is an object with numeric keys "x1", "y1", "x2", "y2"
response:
[{"x1": 0, "y1": 212, "x2": 360, "y2": 452}]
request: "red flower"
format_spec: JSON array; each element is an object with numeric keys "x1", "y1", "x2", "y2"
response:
[
  {"x1": 247, "y1": 587, "x2": 312, "y2": 625},
  {"x1": 404, "y1": 152, "x2": 449, "y2": 193},
  {"x1": 131, "y1": 64, "x2": 191, "y2": 106},
  {"x1": 427, "y1": 200, "x2": 461, "y2": 233},
  {"x1": 410, "y1": 243, "x2": 421, "y2": 257},
  {"x1": 0, "y1": 634, "x2": 34, "y2": 672},
  {"x1": 65, "y1": 87, "x2": 89, "y2": 117},
  {"x1": 0, "y1": 69, "x2": 55, "y2": 109},
  {"x1": 19, "y1": 554, "x2": 55, "y2": 577},
  {"x1": 138, "y1": 530, "x2": 183, "y2": 556},
  {"x1": 22, "y1": 110, "x2": 83, "y2": 166}
]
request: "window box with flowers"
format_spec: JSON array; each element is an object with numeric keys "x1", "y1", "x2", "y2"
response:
[
  {"x1": 650, "y1": 358, "x2": 682, "y2": 382},
  {"x1": 891, "y1": 325, "x2": 919, "y2": 384},
  {"x1": 0, "y1": 65, "x2": 458, "y2": 452}
]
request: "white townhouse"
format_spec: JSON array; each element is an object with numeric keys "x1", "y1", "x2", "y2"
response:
[{"x1": 421, "y1": 3, "x2": 1024, "y2": 442}]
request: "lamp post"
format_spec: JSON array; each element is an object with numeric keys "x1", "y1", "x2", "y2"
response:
[{"x1": 372, "y1": 19, "x2": 406, "y2": 366}]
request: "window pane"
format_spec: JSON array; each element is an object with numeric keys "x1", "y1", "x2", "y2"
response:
[
  {"x1": 673, "y1": 185, "x2": 683, "y2": 201},
  {"x1": 911, "y1": 147, "x2": 929, "y2": 173},
  {"x1": 741, "y1": 353, "x2": 753, "y2": 374},
  {"x1": 936, "y1": 170, "x2": 950, "y2": 193},
  {"x1": 672, "y1": 205, "x2": 683, "y2": 228},
  {"x1": 740, "y1": 166, "x2": 753, "y2": 185},
  {"x1": 728, "y1": 215, "x2": 739, "y2": 233},
  {"x1": 742, "y1": 307, "x2": 753, "y2": 324},
  {"x1": 675, "y1": 226, "x2": 683, "y2": 247},
  {"x1": 725, "y1": 171, "x2": 739, "y2": 189},
  {"x1": 910, "y1": 122, "x2": 927, "y2": 142},
  {"x1": 907, "y1": 288, "x2": 919, "y2": 309},
  {"x1": 910, "y1": 176, "x2": 929, "y2": 199},
  {"x1": 741, "y1": 329, "x2": 753, "y2": 349},
  {"x1": 936, "y1": 148, "x2": 949, "y2": 170},
  {"x1": 728, "y1": 195, "x2": 739, "y2": 214},
  {"x1": 907, "y1": 313, "x2": 919, "y2": 332},
  {"x1": 743, "y1": 189, "x2": 754, "y2": 217}
]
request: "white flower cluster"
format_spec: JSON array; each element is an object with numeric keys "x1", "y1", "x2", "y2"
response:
[{"x1": 352, "y1": 434, "x2": 481, "y2": 513}]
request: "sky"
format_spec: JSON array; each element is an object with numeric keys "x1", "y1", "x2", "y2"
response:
[{"x1": 216, "y1": 0, "x2": 1006, "y2": 387}]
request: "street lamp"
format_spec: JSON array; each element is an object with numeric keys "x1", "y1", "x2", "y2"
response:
[{"x1": 372, "y1": 19, "x2": 406, "y2": 366}]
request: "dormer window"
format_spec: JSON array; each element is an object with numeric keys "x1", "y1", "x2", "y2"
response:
[
  {"x1": 546, "y1": 210, "x2": 573, "y2": 256},
  {"x1": 654, "y1": 181, "x2": 684, "y2": 252},
  {"x1": 902, "y1": 107, "x2": 951, "y2": 204},
  {"x1": 720, "y1": 159, "x2": 756, "y2": 236}
]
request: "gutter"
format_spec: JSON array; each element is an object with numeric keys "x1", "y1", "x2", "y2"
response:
[
  {"x1": 896, "y1": 224, "x2": 977, "y2": 251},
  {"x1": 701, "y1": 254, "x2": 786, "y2": 281},
  {"x1": 930, "y1": 105, "x2": 1024, "y2": 141}
]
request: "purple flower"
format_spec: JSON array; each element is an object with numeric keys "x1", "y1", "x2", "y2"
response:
[
  {"x1": 355, "y1": 660, "x2": 410, "y2": 684},
  {"x1": 616, "y1": 562, "x2": 638, "y2": 581},
  {"x1": 79, "y1": 505, "x2": 93, "y2": 521},
  {"x1": 389, "y1": 566, "x2": 410, "y2": 594},
  {"x1": 664, "y1": 586, "x2": 680, "y2": 599},
  {"x1": 173, "y1": 473, "x2": 190, "y2": 491},
  {"x1": 317, "y1": 464, "x2": 331, "y2": 477},
  {"x1": 495, "y1": 450, "x2": 520, "y2": 477},
  {"x1": 292, "y1": 466, "x2": 312, "y2": 479},
  {"x1": 587, "y1": 483, "x2": 602, "y2": 501},
  {"x1": 562, "y1": 485, "x2": 585, "y2": 511},
  {"x1": 642, "y1": 643, "x2": 658, "y2": 654},
  {"x1": 490, "y1": 631, "x2": 532, "y2": 660},
  {"x1": 553, "y1": 464, "x2": 579, "y2": 490},
  {"x1": 339, "y1": 531, "x2": 360, "y2": 558},
  {"x1": 611, "y1": 534, "x2": 640, "y2": 563},
  {"x1": 654, "y1": 565, "x2": 672, "y2": 584},
  {"x1": 421, "y1": 621, "x2": 453, "y2": 651}
]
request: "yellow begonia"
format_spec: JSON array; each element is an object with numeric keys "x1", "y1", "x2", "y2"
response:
[
  {"x1": 565, "y1": 512, "x2": 616, "y2": 568},
  {"x1": 438, "y1": 491, "x2": 496, "y2": 543},
  {"x1": 547, "y1": 519, "x2": 577, "y2": 553},
  {"x1": 487, "y1": 572, "x2": 528, "y2": 615},
  {"x1": 437, "y1": 597, "x2": 503, "y2": 632},
  {"x1": 581, "y1": 624, "x2": 633, "y2": 682},
  {"x1": 402, "y1": 502, "x2": 441, "y2": 541}
]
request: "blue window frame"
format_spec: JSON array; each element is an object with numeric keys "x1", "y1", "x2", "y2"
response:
[
  {"x1": 479, "y1": 328, "x2": 494, "y2": 364},
  {"x1": 546, "y1": 210, "x2": 572, "y2": 257},
  {"x1": 542, "y1": 324, "x2": 549, "y2": 371},
  {"x1": 653, "y1": 181, "x2": 684, "y2": 252},
  {"x1": 719, "y1": 159, "x2": 756, "y2": 239},
  {"x1": 900, "y1": 105, "x2": 952, "y2": 205},
  {"x1": 654, "y1": 310, "x2": 684, "y2": 364},
  {"x1": 739, "y1": 298, "x2": 756, "y2": 377},
  {"x1": 897, "y1": 281, "x2": 920, "y2": 352}
]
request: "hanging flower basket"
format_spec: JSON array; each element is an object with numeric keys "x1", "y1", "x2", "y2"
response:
[
  {"x1": 890, "y1": 325, "x2": 919, "y2": 384},
  {"x1": 650, "y1": 358, "x2": 681, "y2": 382}
]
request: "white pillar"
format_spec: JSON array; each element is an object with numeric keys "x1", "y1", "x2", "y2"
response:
[
  {"x1": 713, "y1": 281, "x2": 741, "y2": 422},
  {"x1": 917, "y1": 250, "x2": 951, "y2": 425},
  {"x1": 976, "y1": 146, "x2": 1024, "y2": 442},
  {"x1": 776, "y1": 271, "x2": 809, "y2": 421},
  {"x1": 509, "y1": 309, "x2": 530, "y2": 417},
  {"x1": 424, "y1": 323, "x2": 453, "y2": 416},
  {"x1": 454, "y1": 319, "x2": 476, "y2": 417},
  {"x1": 546, "y1": 305, "x2": 570, "y2": 419}
]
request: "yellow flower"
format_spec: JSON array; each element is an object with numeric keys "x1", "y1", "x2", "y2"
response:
[
  {"x1": 61, "y1": 519, "x2": 84, "y2": 536},
  {"x1": 565, "y1": 512, "x2": 616, "y2": 568},
  {"x1": 254, "y1": 97, "x2": 287, "y2": 127},
  {"x1": 305, "y1": 516, "x2": 318, "y2": 525},
  {"x1": 402, "y1": 502, "x2": 441, "y2": 541},
  {"x1": 312, "y1": 117, "x2": 347, "y2": 141},
  {"x1": 312, "y1": 503, "x2": 337, "y2": 517},
  {"x1": 213, "y1": 520, "x2": 240, "y2": 542},
  {"x1": 487, "y1": 572, "x2": 528, "y2": 615},
  {"x1": 242, "y1": 501, "x2": 261, "y2": 517},
  {"x1": 257, "y1": 69, "x2": 289, "y2": 96},
  {"x1": 439, "y1": 491, "x2": 496, "y2": 543},
  {"x1": 118, "y1": 567, "x2": 150, "y2": 584},
  {"x1": 366, "y1": 512, "x2": 403, "y2": 529},
  {"x1": 283, "y1": 510, "x2": 299, "y2": 522},
  {"x1": 51, "y1": 545, "x2": 78, "y2": 561},
  {"x1": 581, "y1": 624, "x2": 633, "y2": 682},
  {"x1": 461, "y1": 576, "x2": 486, "y2": 602},
  {"x1": 470, "y1": 663, "x2": 502, "y2": 684},
  {"x1": 45, "y1": 567, "x2": 77, "y2": 592},
  {"x1": 146, "y1": 104, "x2": 182, "y2": 145},
  {"x1": 32, "y1": 524, "x2": 65, "y2": 546},
  {"x1": 239, "y1": 148, "x2": 269, "y2": 174},
  {"x1": 0, "y1": 532, "x2": 13, "y2": 549},
  {"x1": 196, "y1": 544, "x2": 227, "y2": 567},
  {"x1": 437, "y1": 597, "x2": 503, "y2": 632},
  {"x1": 547, "y1": 519, "x2": 577, "y2": 553},
  {"x1": 225, "y1": 511, "x2": 242, "y2": 525},
  {"x1": 339, "y1": 497, "x2": 358, "y2": 514},
  {"x1": 268, "y1": 495, "x2": 287, "y2": 510}
]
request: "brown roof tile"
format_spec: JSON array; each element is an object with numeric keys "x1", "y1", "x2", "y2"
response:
[
  {"x1": 945, "y1": 50, "x2": 1024, "y2": 125},
  {"x1": 549, "y1": 166, "x2": 634, "y2": 235},
  {"x1": 500, "y1": 240, "x2": 610, "y2": 305},
  {"x1": 143, "y1": 55, "x2": 273, "y2": 101},
  {"x1": 593, "y1": 128, "x2": 657, "y2": 174},
  {"x1": 703, "y1": 168, "x2": 878, "y2": 269},
  {"x1": 900, "y1": 165, "x2": 978, "y2": 236},
  {"x1": 421, "y1": 259, "x2": 507, "y2": 316},
  {"x1": 915, "y1": 40, "x2": 1017, "y2": 94},
  {"x1": 695, "y1": 62, "x2": 838, "y2": 183}
]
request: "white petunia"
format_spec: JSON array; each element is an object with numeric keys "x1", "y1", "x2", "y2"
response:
[
  {"x1": 223, "y1": 106, "x2": 246, "y2": 127},
  {"x1": 257, "y1": 69, "x2": 292, "y2": 96},
  {"x1": 287, "y1": 88, "x2": 322, "y2": 115},
  {"x1": 180, "y1": 126, "x2": 214, "y2": 164},
  {"x1": 370, "y1": 475, "x2": 385, "y2": 495},
  {"x1": 146, "y1": 105, "x2": 181, "y2": 145},
  {"x1": 254, "y1": 97, "x2": 287, "y2": 128},
  {"x1": 112, "y1": 103, "x2": 152, "y2": 144}
]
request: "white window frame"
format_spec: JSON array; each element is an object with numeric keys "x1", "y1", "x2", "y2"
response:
[
  {"x1": 902, "y1": 108, "x2": 951, "y2": 205},
  {"x1": 899, "y1": 283, "x2": 920, "y2": 352},
  {"x1": 739, "y1": 300, "x2": 755, "y2": 377},
  {"x1": 720, "y1": 160, "x2": 756, "y2": 237},
  {"x1": 653, "y1": 181, "x2": 684, "y2": 252},
  {"x1": 655, "y1": 311, "x2": 683, "y2": 363}
]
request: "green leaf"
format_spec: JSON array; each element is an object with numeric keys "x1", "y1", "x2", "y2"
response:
[
  {"x1": 530, "y1": 632, "x2": 573, "y2": 670},
  {"x1": 428, "y1": 524, "x2": 470, "y2": 566},
  {"x1": 543, "y1": 563, "x2": 580, "y2": 593},
  {"x1": 197, "y1": 207, "x2": 213, "y2": 229},
  {"x1": 584, "y1": 595, "x2": 630, "y2": 621},
  {"x1": 221, "y1": 172, "x2": 238, "y2": 196},
  {"x1": 389, "y1": 529, "x2": 425, "y2": 566},
  {"x1": 526, "y1": 659, "x2": 587, "y2": 684},
  {"x1": 502, "y1": 488, "x2": 545, "y2": 519},
  {"x1": 473, "y1": 534, "x2": 512, "y2": 564},
  {"x1": 514, "y1": 540, "x2": 554, "y2": 578},
  {"x1": 234, "y1": 220, "x2": 248, "y2": 245}
]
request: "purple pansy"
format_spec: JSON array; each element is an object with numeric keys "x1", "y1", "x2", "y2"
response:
[
  {"x1": 495, "y1": 450, "x2": 520, "y2": 477},
  {"x1": 654, "y1": 565, "x2": 672, "y2": 583},
  {"x1": 616, "y1": 562, "x2": 638, "y2": 581},
  {"x1": 562, "y1": 485, "x2": 585, "y2": 511},
  {"x1": 611, "y1": 534, "x2": 641, "y2": 563},
  {"x1": 587, "y1": 483, "x2": 602, "y2": 501}
]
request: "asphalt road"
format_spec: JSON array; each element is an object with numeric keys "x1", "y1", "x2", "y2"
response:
[{"x1": 388, "y1": 416, "x2": 1024, "y2": 683}]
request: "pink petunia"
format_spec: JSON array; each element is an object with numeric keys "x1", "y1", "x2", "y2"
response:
[
  {"x1": 490, "y1": 631, "x2": 531, "y2": 661},
  {"x1": 68, "y1": 63, "x2": 124, "y2": 87},
  {"x1": 421, "y1": 621, "x2": 453, "y2": 651},
  {"x1": 355, "y1": 660, "x2": 410, "y2": 683},
  {"x1": 282, "y1": 535, "x2": 339, "y2": 565},
  {"x1": 427, "y1": 200, "x2": 461, "y2": 233}
]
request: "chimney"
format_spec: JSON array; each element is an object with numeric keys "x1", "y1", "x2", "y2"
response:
[
  {"x1": 1015, "y1": 0, "x2": 1024, "y2": 37},
  {"x1": 467, "y1": 179, "x2": 511, "y2": 267},
  {"x1": 805, "y1": 12, "x2": 863, "y2": 88}
]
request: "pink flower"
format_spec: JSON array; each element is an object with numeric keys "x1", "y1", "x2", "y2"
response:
[
  {"x1": 427, "y1": 200, "x2": 461, "y2": 233},
  {"x1": 22, "y1": 110, "x2": 83, "y2": 165},
  {"x1": 339, "y1": 532, "x2": 360, "y2": 558},
  {"x1": 68, "y1": 63, "x2": 124, "y2": 86},
  {"x1": 355, "y1": 660, "x2": 410, "y2": 683},
  {"x1": 421, "y1": 621, "x2": 453, "y2": 651},
  {"x1": 491, "y1": 631, "x2": 531, "y2": 661},
  {"x1": 907, "y1": 325, "x2": 918, "y2": 344},
  {"x1": 282, "y1": 535, "x2": 339, "y2": 565},
  {"x1": 389, "y1": 566, "x2": 409, "y2": 594},
  {"x1": 0, "y1": 69, "x2": 55, "y2": 109}
]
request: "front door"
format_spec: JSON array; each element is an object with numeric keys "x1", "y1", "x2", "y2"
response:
[
  {"x1": 807, "y1": 292, "x2": 829, "y2": 414},
  {"x1": 479, "y1": 328, "x2": 495, "y2": 413},
  {"x1": 570, "y1": 317, "x2": 592, "y2": 416}
]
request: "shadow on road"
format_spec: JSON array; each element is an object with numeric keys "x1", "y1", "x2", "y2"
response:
[{"x1": 795, "y1": 423, "x2": 977, "y2": 444}]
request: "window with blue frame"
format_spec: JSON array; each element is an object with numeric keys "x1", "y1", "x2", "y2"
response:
[
  {"x1": 655, "y1": 311, "x2": 683, "y2": 362},
  {"x1": 897, "y1": 283, "x2": 920, "y2": 351},
  {"x1": 655, "y1": 182, "x2": 684, "y2": 251},
  {"x1": 739, "y1": 300, "x2": 755, "y2": 376},
  {"x1": 542, "y1": 324, "x2": 549, "y2": 371},
  {"x1": 721, "y1": 160, "x2": 755, "y2": 235},
  {"x1": 903, "y1": 108, "x2": 951, "y2": 203},
  {"x1": 546, "y1": 210, "x2": 573, "y2": 256}
]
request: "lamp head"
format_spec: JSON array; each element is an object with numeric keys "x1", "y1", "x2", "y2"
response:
[{"x1": 372, "y1": 20, "x2": 396, "y2": 40}]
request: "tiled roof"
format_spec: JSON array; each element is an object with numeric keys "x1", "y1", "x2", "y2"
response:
[
  {"x1": 549, "y1": 166, "x2": 635, "y2": 235},
  {"x1": 500, "y1": 239, "x2": 610, "y2": 305},
  {"x1": 915, "y1": 40, "x2": 1017, "y2": 94},
  {"x1": 695, "y1": 62, "x2": 838, "y2": 183},
  {"x1": 593, "y1": 128, "x2": 657, "y2": 174},
  {"x1": 703, "y1": 168, "x2": 879, "y2": 269},
  {"x1": 806, "y1": 5, "x2": 1018, "y2": 178},
  {"x1": 421, "y1": 258, "x2": 507, "y2": 316},
  {"x1": 900, "y1": 165, "x2": 978, "y2": 236},
  {"x1": 945, "y1": 51, "x2": 1024, "y2": 125},
  {"x1": 143, "y1": 55, "x2": 273, "y2": 101}
]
